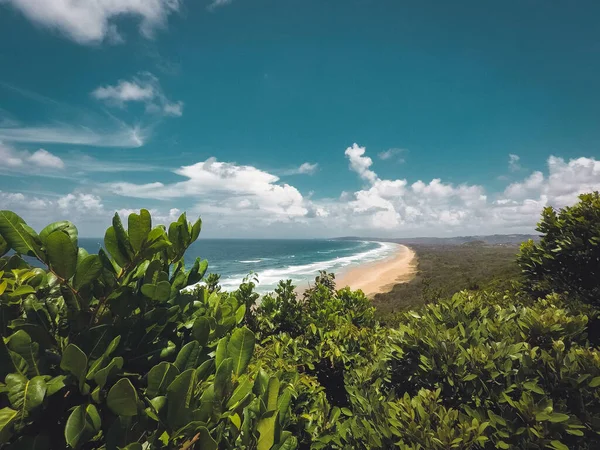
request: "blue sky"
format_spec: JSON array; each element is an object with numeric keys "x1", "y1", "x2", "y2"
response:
[{"x1": 0, "y1": 0, "x2": 599, "y2": 237}]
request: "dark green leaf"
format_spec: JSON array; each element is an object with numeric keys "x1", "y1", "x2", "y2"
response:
[
  {"x1": 147, "y1": 362, "x2": 179, "y2": 398},
  {"x1": 46, "y1": 230, "x2": 77, "y2": 280},
  {"x1": 107, "y1": 378, "x2": 138, "y2": 417},
  {"x1": 174, "y1": 341, "x2": 201, "y2": 372},
  {"x1": 60, "y1": 344, "x2": 87, "y2": 390},
  {"x1": 128, "y1": 209, "x2": 151, "y2": 252},
  {"x1": 73, "y1": 255, "x2": 102, "y2": 290},
  {"x1": 192, "y1": 316, "x2": 210, "y2": 347},
  {"x1": 227, "y1": 327, "x2": 255, "y2": 376},
  {"x1": 166, "y1": 369, "x2": 196, "y2": 428},
  {"x1": 0, "y1": 211, "x2": 41, "y2": 257}
]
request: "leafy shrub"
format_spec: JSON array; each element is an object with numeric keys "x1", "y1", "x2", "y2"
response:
[
  {"x1": 0, "y1": 210, "x2": 296, "y2": 449},
  {"x1": 518, "y1": 192, "x2": 600, "y2": 305}
]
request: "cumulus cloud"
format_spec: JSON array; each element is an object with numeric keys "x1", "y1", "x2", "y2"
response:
[
  {"x1": 0, "y1": 143, "x2": 65, "y2": 171},
  {"x1": 378, "y1": 148, "x2": 406, "y2": 162},
  {"x1": 0, "y1": 0, "x2": 181, "y2": 44},
  {"x1": 108, "y1": 157, "x2": 308, "y2": 221},
  {"x1": 315, "y1": 144, "x2": 600, "y2": 236},
  {"x1": 345, "y1": 143, "x2": 378, "y2": 184},
  {"x1": 92, "y1": 72, "x2": 183, "y2": 117},
  {"x1": 281, "y1": 162, "x2": 319, "y2": 176},
  {"x1": 27, "y1": 149, "x2": 65, "y2": 169},
  {"x1": 2, "y1": 143, "x2": 598, "y2": 238}
]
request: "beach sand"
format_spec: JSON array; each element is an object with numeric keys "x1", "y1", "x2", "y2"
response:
[{"x1": 335, "y1": 244, "x2": 416, "y2": 297}]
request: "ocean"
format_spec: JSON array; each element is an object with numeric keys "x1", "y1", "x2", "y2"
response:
[{"x1": 78, "y1": 238, "x2": 397, "y2": 294}]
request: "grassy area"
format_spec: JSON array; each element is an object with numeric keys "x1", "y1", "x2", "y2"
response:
[{"x1": 372, "y1": 242, "x2": 521, "y2": 317}]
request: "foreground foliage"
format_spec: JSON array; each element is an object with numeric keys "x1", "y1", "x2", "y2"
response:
[{"x1": 0, "y1": 192, "x2": 600, "y2": 449}]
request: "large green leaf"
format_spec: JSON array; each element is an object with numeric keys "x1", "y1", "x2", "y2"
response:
[
  {"x1": 265, "y1": 376, "x2": 280, "y2": 412},
  {"x1": 64, "y1": 404, "x2": 101, "y2": 448},
  {"x1": 190, "y1": 218, "x2": 202, "y2": 242},
  {"x1": 192, "y1": 316, "x2": 211, "y2": 347},
  {"x1": 141, "y1": 281, "x2": 171, "y2": 301},
  {"x1": 257, "y1": 411, "x2": 278, "y2": 450},
  {"x1": 107, "y1": 378, "x2": 138, "y2": 417},
  {"x1": 0, "y1": 211, "x2": 38, "y2": 256},
  {"x1": 5, "y1": 374, "x2": 46, "y2": 422},
  {"x1": 6, "y1": 330, "x2": 40, "y2": 377},
  {"x1": 93, "y1": 357, "x2": 124, "y2": 389},
  {"x1": 147, "y1": 362, "x2": 179, "y2": 398},
  {"x1": 104, "y1": 227, "x2": 128, "y2": 268},
  {"x1": 60, "y1": 344, "x2": 88, "y2": 390},
  {"x1": 112, "y1": 213, "x2": 133, "y2": 261},
  {"x1": 128, "y1": 209, "x2": 151, "y2": 252},
  {"x1": 166, "y1": 369, "x2": 196, "y2": 429},
  {"x1": 46, "y1": 230, "x2": 77, "y2": 280},
  {"x1": 215, "y1": 336, "x2": 228, "y2": 369},
  {"x1": 0, "y1": 407, "x2": 18, "y2": 444},
  {"x1": 227, "y1": 327, "x2": 255, "y2": 376},
  {"x1": 73, "y1": 255, "x2": 102, "y2": 290},
  {"x1": 174, "y1": 341, "x2": 201, "y2": 372},
  {"x1": 39, "y1": 221, "x2": 77, "y2": 246},
  {"x1": 226, "y1": 375, "x2": 253, "y2": 409},
  {"x1": 214, "y1": 357, "x2": 233, "y2": 404}
]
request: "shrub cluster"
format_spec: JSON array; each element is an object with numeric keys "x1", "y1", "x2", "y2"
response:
[{"x1": 0, "y1": 192, "x2": 599, "y2": 449}]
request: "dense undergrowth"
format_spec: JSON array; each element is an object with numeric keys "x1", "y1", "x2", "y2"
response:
[{"x1": 0, "y1": 192, "x2": 599, "y2": 449}]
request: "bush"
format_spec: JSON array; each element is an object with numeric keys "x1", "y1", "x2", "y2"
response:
[
  {"x1": 518, "y1": 192, "x2": 600, "y2": 305},
  {"x1": 0, "y1": 210, "x2": 297, "y2": 449}
]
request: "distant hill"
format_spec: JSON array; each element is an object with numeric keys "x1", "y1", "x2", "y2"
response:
[{"x1": 334, "y1": 234, "x2": 539, "y2": 246}]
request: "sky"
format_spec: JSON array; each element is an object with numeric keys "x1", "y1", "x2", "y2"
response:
[{"x1": 0, "y1": 0, "x2": 599, "y2": 238}]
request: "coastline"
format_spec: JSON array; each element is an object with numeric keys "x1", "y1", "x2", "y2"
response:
[{"x1": 335, "y1": 244, "x2": 416, "y2": 297}]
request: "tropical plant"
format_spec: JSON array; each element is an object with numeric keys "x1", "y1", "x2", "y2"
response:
[
  {"x1": 518, "y1": 191, "x2": 600, "y2": 305},
  {"x1": 0, "y1": 210, "x2": 296, "y2": 449}
]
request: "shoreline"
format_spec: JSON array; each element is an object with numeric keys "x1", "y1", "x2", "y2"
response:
[{"x1": 335, "y1": 244, "x2": 416, "y2": 297}]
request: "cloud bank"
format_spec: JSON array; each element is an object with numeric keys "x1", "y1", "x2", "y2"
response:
[
  {"x1": 0, "y1": 0, "x2": 182, "y2": 44},
  {"x1": 3, "y1": 143, "x2": 600, "y2": 237}
]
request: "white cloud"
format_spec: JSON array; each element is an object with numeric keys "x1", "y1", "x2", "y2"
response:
[
  {"x1": 92, "y1": 73, "x2": 183, "y2": 117},
  {"x1": 345, "y1": 143, "x2": 378, "y2": 184},
  {"x1": 208, "y1": 0, "x2": 233, "y2": 11},
  {"x1": 311, "y1": 145, "x2": 600, "y2": 236},
  {"x1": 0, "y1": 143, "x2": 65, "y2": 171},
  {"x1": 28, "y1": 149, "x2": 65, "y2": 169},
  {"x1": 378, "y1": 148, "x2": 406, "y2": 162},
  {"x1": 281, "y1": 162, "x2": 319, "y2": 176},
  {"x1": 0, "y1": 124, "x2": 145, "y2": 147},
  {"x1": 108, "y1": 157, "x2": 308, "y2": 221},
  {"x1": 0, "y1": 0, "x2": 181, "y2": 44},
  {"x1": 509, "y1": 153, "x2": 522, "y2": 172},
  {"x1": 92, "y1": 81, "x2": 155, "y2": 104},
  {"x1": 2, "y1": 143, "x2": 598, "y2": 239}
]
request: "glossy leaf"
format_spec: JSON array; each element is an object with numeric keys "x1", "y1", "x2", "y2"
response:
[
  {"x1": 227, "y1": 326, "x2": 255, "y2": 376},
  {"x1": 147, "y1": 362, "x2": 179, "y2": 398},
  {"x1": 46, "y1": 230, "x2": 77, "y2": 280},
  {"x1": 128, "y1": 209, "x2": 151, "y2": 252},
  {"x1": 107, "y1": 378, "x2": 138, "y2": 417},
  {"x1": 73, "y1": 254, "x2": 102, "y2": 290}
]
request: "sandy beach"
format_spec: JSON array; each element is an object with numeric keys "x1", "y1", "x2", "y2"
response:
[{"x1": 336, "y1": 244, "x2": 416, "y2": 297}]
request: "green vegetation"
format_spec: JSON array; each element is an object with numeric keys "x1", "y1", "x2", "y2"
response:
[
  {"x1": 373, "y1": 242, "x2": 521, "y2": 317},
  {"x1": 0, "y1": 192, "x2": 600, "y2": 449}
]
